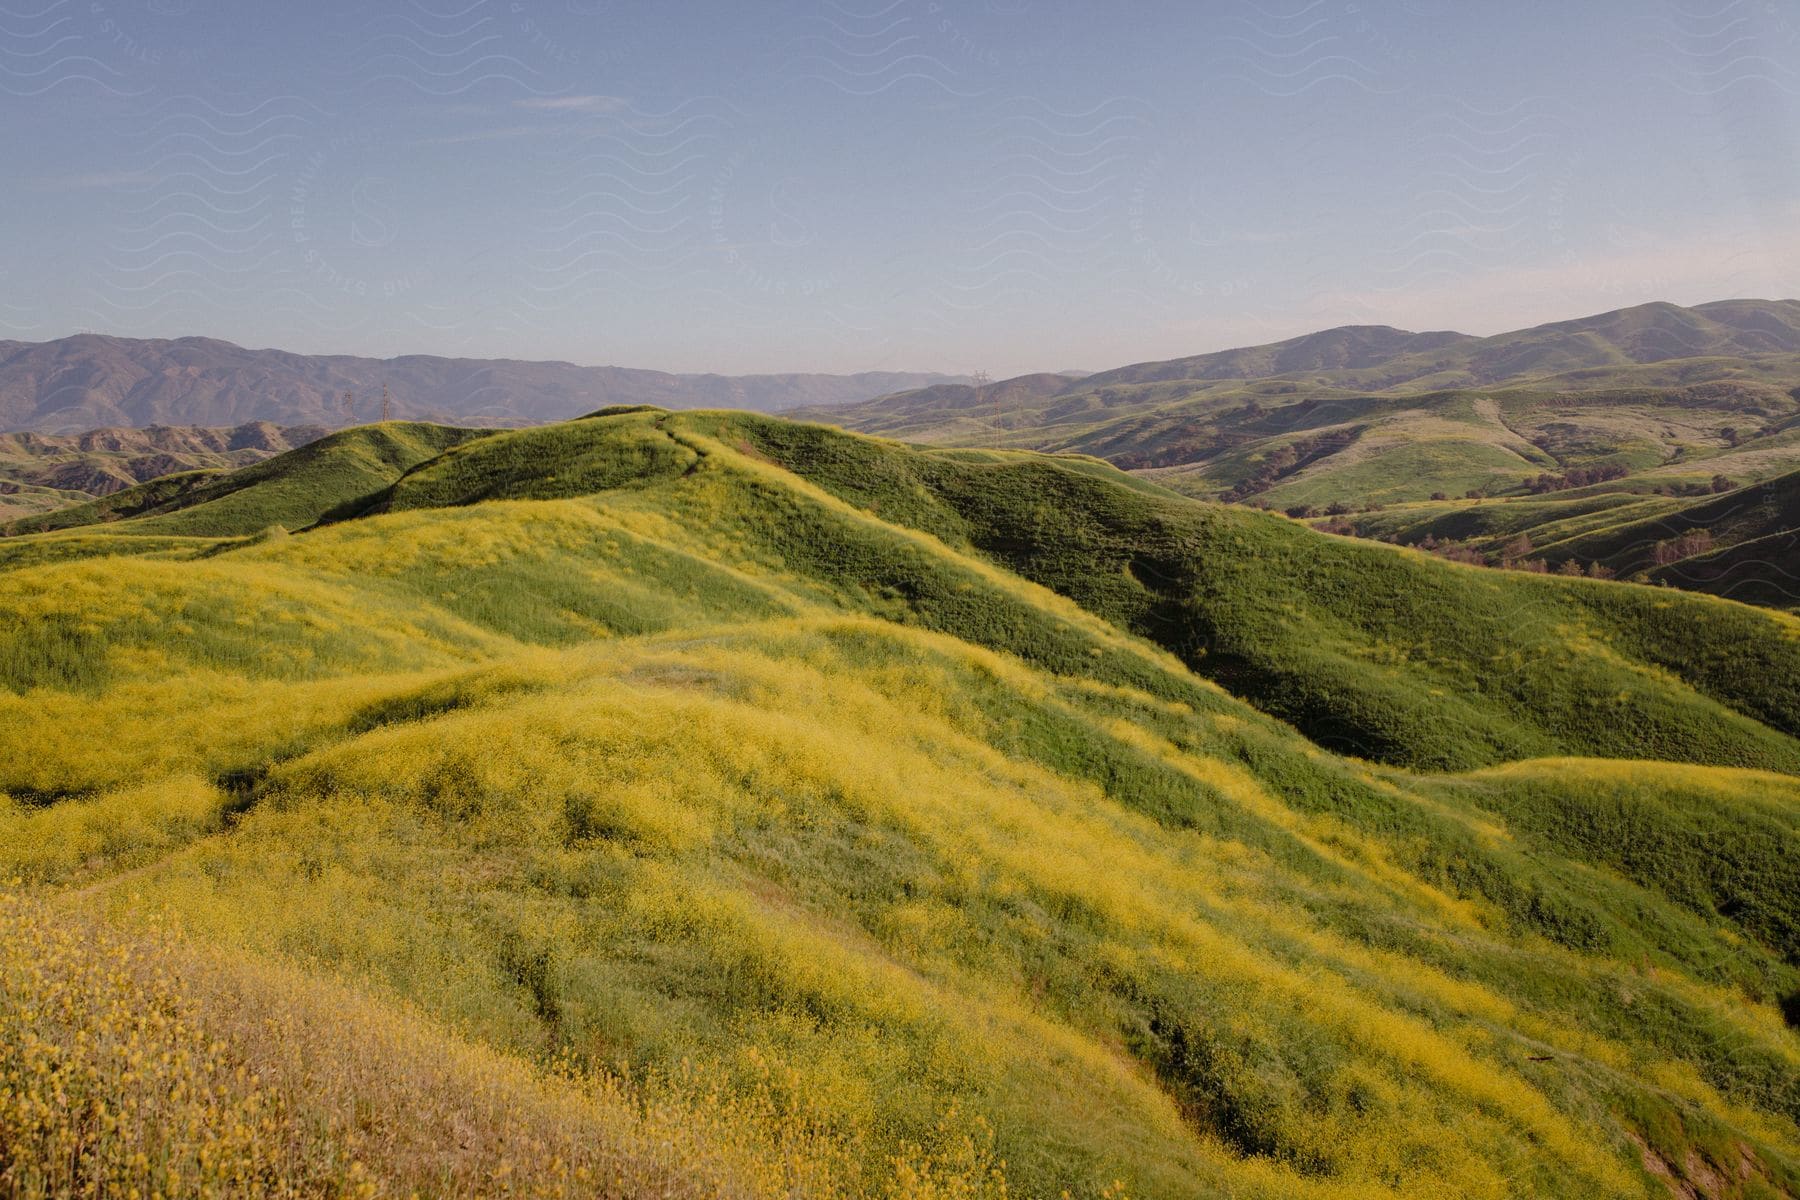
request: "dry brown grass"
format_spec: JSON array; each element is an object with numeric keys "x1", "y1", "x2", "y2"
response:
[{"x1": 0, "y1": 892, "x2": 1011, "y2": 1200}]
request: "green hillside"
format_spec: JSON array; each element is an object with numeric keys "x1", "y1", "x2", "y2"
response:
[
  {"x1": 809, "y1": 302, "x2": 1800, "y2": 479},
  {"x1": 2, "y1": 421, "x2": 490, "y2": 539},
  {"x1": 815, "y1": 374, "x2": 1799, "y2": 510},
  {"x1": 0, "y1": 422, "x2": 328, "y2": 524},
  {"x1": 1656, "y1": 527, "x2": 1800, "y2": 609},
  {"x1": 799, "y1": 302, "x2": 1800, "y2": 612},
  {"x1": 1340, "y1": 468, "x2": 1800, "y2": 609},
  {"x1": 717, "y1": 414, "x2": 1800, "y2": 771},
  {"x1": 1071, "y1": 300, "x2": 1800, "y2": 393},
  {"x1": 3, "y1": 409, "x2": 1799, "y2": 1199}
]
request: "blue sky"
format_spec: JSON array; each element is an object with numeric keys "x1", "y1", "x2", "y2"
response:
[{"x1": 5, "y1": 0, "x2": 1798, "y2": 374}]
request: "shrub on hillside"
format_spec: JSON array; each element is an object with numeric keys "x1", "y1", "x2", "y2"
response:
[
  {"x1": 1653, "y1": 529, "x2": 1716, "y2": 565},
  {"x1": 1526, "y1": 464, "x2": 1629, "y2": 494}
]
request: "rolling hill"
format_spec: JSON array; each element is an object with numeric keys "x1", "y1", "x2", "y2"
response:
[
  {"x1": 1, "y1": 422, "x2": 490, "y2": 542},
  {"x1": 806, "y1": 301, "x2": 1800, "y2": 503},
  {"x1": 1071, "y1": 298, "x2": 1800, "y2": 393},
  {"x1": 1128, "y1": 379, "x2": 1800, "y2": 506},
  {"x1": 800, "y1": 300, "x2": 1800, "y2": 613},
  {"x1": 817, "y1": 300, "x2": 1800, "y2": 441},
  {"x1": 3, "y1": 408, "x2": 1799, "y2": 1198},
  {"x1": 0, "y1": 421, "x2": 330, "y2": 524},
  {"x1": 0, "y1": 334, "x2": 966, "y2": 433},
  {"x1": 1334, "y1": 466, "x2": 1800, "y2": 610}
]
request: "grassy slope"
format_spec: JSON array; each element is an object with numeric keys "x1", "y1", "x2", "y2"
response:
[
  {"x1": 815, "y1": 302, "x2": 1800, "y2": 454},
  {"x1": 1066, "y1": 301, "x2": 1800, "y2": 395},
  {"x1": 1344, "y1": 468, "x2": 1800, "y2": 607},
  {"x1": 0, "y1": 481, "x2": 93, "y2": 523},
  {"x1": 721, "y1": 414, "x2": 1800, "y2": 773},
  {"x1": 0, "y1": 469, "x2": 225, "y2": 535},
  {"x1": 0, "y1": 424, "x2": 325, "y2": 524},
  {"x1": 1657, "y1": 526, "x2": 1800, "y2": 610},
  {"x1": 816, "y1": 297, "x2": 1800, "y2": 469},
  {"x1": 817, "y1": 375, "x2": 1800, "y2": 624},
  {"x1": 800, "y1": 307, "x2": 1800, "y2": 613},
  {"x1": 1, "y1": 410, "x2": 1798, "y2": 1198},
  {"x1": 1, "y1": 894, "x2": 975, "y2": 1199},
  {"x1": 1205, "y1": 435, "x2": 1542, "y2": 509},
  {"x1": 2, "y1": 421, "x2": 489, "y2": 539},
  {"x1": 839, "y1": 380, "x2": 1798, "y2": 503},
  {"x1": 1547, "y1": 467, "x2": 1800, "y2": 577}
]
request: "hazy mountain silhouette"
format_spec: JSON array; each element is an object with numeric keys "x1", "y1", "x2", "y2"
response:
[{"x1": 0, "y1": 335, "x2": 967, "y2": 433}]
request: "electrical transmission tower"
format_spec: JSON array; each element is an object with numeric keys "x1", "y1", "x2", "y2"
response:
[
  {"x1": 380, "y1": 382, "x2": 391, "y2": 422},
  {"x1": 341, "y1": 391, "x2": 355, "y2": 423}
]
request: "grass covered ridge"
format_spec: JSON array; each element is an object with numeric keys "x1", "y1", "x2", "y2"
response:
[
  {"x1": 716, "y1": 413, "x2": 1800, "y2": 773},
  {"x1": 0, "y1": 893, "x2": 1009, "y2": 1199},
  {"x1": 2, "y1": 408, "x2": 1798, "y2": 1198}
]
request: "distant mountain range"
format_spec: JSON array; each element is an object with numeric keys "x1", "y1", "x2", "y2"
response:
[
  {"x1": 1071, "y1": 297, "x2": 1800, "y2": 391},
  {"x1": 0, "y1": 335, "x2": 968, "y2": 433},
  {"x1": 12, "y1": 300, "x2": 1800, "y2": 607},
  {"x1": 812, "y1": 299, "x2": 1800, "y2": 443},
  {"x1": 808, "y1": 300, "x2": 1800, "y2": 502}
]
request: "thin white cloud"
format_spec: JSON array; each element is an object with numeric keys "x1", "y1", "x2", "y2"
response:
[
  {"x1": 412, "y1": 126, "x2": 542, "y2": 146},
  {"x1": 1231, "y1": 228, "x2": 1321, "y2": 246},
  {"x1": 29, "y1": 171, "x2": 159, "y2": 191},
  {"x1": 513, "y1": 94, "x2": 628, "y2": 114},
  {"x1": 422, "y1": 102, "x2": 503, "y2": 117}
]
